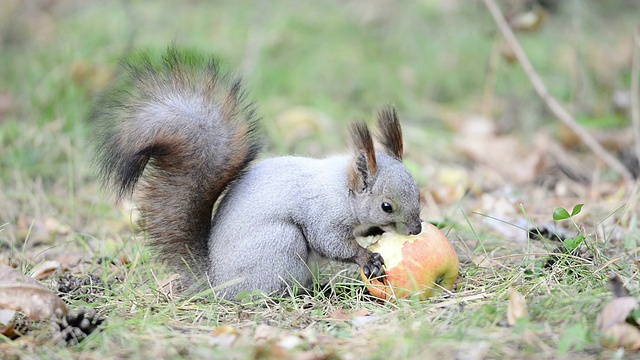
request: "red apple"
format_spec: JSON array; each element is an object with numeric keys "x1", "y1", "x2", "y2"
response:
[{"x1": 357, "y1": 222, "x2": 459, "y2": 300}]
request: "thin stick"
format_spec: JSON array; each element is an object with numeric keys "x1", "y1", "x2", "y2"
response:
[
  {"x1": 482, "y1": 0, "x2": 634, "y2": 183},
  {"x1": 625, "y1": 28, "x2": 640, "y2": 217},
  {"x1": 631, "y1": 28, "x2": 640, "y2": 177}
]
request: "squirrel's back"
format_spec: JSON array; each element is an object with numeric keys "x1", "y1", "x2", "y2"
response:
[{"x1": 87, "y1": 48, "x2": 262, "y2": 288}]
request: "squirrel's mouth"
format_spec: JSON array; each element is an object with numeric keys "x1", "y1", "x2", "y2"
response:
[{"x1": 359, "y1": 226, "x2": 386, "y2": 237}]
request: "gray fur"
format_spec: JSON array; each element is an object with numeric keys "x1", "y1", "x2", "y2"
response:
[{"x1": 88, "y1": 47, "x2": 422, "y2": 300}]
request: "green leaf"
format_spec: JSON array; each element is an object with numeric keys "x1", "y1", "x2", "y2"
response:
[
  {"x1": 562, "y1": 234, "x2": 585, "y2": 251},
  {"x1": 562, "y1": 237, "x2": 575, "y2": 251},
  {"x1": 553, "y1": 207, "x2": 571, "y2": 221},
  {"x1": 573, "y1": 234, "x2": 585, "y2": 247},
  {"x1": 571, "y1": 204, "x2": 584, "y2": 217}
]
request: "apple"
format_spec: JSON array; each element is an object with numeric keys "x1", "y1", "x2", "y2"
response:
[{"x1": 357, "y1": 222, "x2": 459, "y2": 300}]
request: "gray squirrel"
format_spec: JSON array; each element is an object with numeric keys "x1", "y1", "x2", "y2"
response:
[{"x1": 87, "y1": 47, "x2": 422, "y2": 299}]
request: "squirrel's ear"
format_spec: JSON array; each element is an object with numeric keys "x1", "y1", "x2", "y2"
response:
[
  {"x1": 375, "y1": 106, "x2": 403, "y2": 160},
  {"x1": 348, "y1": 121, "x2": 377, "y2": 192}
]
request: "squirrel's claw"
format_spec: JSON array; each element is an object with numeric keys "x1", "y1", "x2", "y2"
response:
[{"x1": 362, "y1": 252, "x2": 386, "y2": 279}]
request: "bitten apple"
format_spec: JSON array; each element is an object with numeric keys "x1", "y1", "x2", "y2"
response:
[{"x1": 357, "y1": 222, "x2": 459, "y2": 300}]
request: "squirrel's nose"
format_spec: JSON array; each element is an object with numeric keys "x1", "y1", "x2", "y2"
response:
[{"x1": 408, "y1": 222, "x2": 422, "y2": 236}]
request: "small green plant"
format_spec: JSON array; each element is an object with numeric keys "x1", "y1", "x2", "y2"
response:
[{"x1": 553, "y1": 204, "x2": 586, "y2": 252}]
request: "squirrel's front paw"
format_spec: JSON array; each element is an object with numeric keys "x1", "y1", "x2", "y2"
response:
[{"x1": 361, "y1": 252, "x2": 385, "y2": 280}]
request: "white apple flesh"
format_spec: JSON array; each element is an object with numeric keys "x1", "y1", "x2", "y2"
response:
[{"x1": 357, "y1": 222, "x2": 459, "y2": 300}]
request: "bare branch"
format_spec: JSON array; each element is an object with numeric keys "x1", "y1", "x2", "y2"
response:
[
  {"x1": 631, "y1": 28, "x2": 640, "y2": 178},
  {"x1": 482, "y1": 0, "x2": 634, "y2": 184}
]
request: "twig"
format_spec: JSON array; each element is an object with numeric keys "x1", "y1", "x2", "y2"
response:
[
  {"x1": 481, "y1": 0, "x2": 634, "y2": 184},
  {"x1": 631, "y1": 28, "x2": 640, "y2": 177},
  {"x1": 625, "y1": 28, "x2": 640, "y2": 216}
]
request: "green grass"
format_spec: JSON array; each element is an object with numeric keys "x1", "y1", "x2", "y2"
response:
[{"x1": 1, "y1": 0, "x2": 639, "y2": 359}]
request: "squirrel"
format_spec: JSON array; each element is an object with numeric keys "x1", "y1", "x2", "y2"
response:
[{"x1": 86, "y1": 47, "x2": 422, "y2": 299}]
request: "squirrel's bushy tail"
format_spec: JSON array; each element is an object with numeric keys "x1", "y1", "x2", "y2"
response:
[{"x1": 87, "y1": 47, "x2": 262, "y2": 287}]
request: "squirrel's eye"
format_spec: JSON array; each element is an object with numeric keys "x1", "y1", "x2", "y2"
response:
[{"x1": 381, "y1": 202, "x2": 393, "y2": 213}]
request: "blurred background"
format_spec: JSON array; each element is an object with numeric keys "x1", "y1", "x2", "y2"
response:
[
  {"x1": 1, "y1": 0, "x2": 639, "y2": 251},
  {"x1": 2, "y1": 2, "x2": 640, "y2": 356}
]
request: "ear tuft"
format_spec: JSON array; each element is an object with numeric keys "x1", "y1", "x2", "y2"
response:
[
  {"x1": 348, "y1": 121, "x2": 377, "y2": 192},
  {"x1": 376, "y1": 106, "x2": 403, "y2": 160}
]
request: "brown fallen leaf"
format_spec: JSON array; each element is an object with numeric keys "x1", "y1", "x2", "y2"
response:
[
  {"x1": 276, "y1": 334, "x2": 304, "y2": 350},
  {"x1": 453, "y1": 133, "x2": 545, "y2": 185},
  {"x1": 428, "y1": 166, "x2": 472, "y2": 204},
  {"x1": 597, "y1": 297, "x2": 638, "y2": 331},
  {"x1": 0, "y1": 264, "x2": 67, "y2": 320},
  {"x1": 0, "y1": 309, "x2": 16, "y2": 337},
  {"x1": 29, "y1": 260, "x2": 61, "y2": 280},
  {"x1": 43, "y1": 217, "x2": 71, "y2": 236},
  {"x1": 210, "y1": 324, "x2": 240, "y2": 348},
  {"x1": 601, "y1": 323, "x2": 640, "y2": 350},
  {"x1": 507, "y1": 288, "x2": 527, "y2": 326},
  {"x1": 328, "y1": 308, "x2": 369, "y2": 321},
  {"x1": 254, "y1": 324, "x2": 280, "y2": 344},
  {"x1": 596, "y1": 274, "x2": 640, "y2": 351}
]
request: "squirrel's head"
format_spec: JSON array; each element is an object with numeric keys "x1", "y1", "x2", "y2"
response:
[{"x1": 348, "y1": 107, "x2": 422, "y2": 237}]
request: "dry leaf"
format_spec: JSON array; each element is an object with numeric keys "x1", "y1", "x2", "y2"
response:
[
  {"x1": 454, "y1": 133, "x2": 545, "y2": 185},
  {"x1": 0, "y1": 309, "x2": 16, "y2": 337},
  {"x1": 49, "y1": 252, "x2": 84, "y2": 269},
  {"x1": 254, "y1": 324, "x2": 280, "y2": 343},
  {"x1": 16, "y1": 216, "x2": 49, "y2": 244},
  {"x1": 597, "y1": 275, "x2": 640, "y2": 350},
  {"x1": 299, "y1": 326, "x2": 319, "y2": 345},
  {"x1": 43, "y1": 217, "x2": 71, "y2": 236},
  {"x1": 597, "y1": 297, "x2": 638, "y2": 331},
  {"x1": 507, "y1": 288, "x2": 527, "y2": 326},
  {"x1": 276, "y1": 334, "x2": 304, "y2": 350},
  {"x1": 0, "y1": 309, "x2": 15, "y2": 325},
  {"x1": 210, "y1": 324, "x2": 240, "y2": 348},
  {"x1": 328, "y1": 308, "x2": 369, "y2": 321},
  {"x1": 428, "y1": 166, "x2": 472, "y2": 204},
  {"x1": 601, "y1": 323, "x2": 640, "y2": 350},
  {"x1": 328, "y1": 309, "x2": 352, "y2": 321},
  {"x1": 0, "y1": 264, "x2": 67, "y2": 320},
  {"x1": 480, "y1": 193, "x2": 529, "y2": 243},
  {"x1": 29, "y1": 260, "x2": 61, "y2": 280},
  {"x1": 352, "y1": 315, "x2": 377, "y2": 327},
  {"x1": 445, "y1": 115, "x2": 497, "y2": 137}
]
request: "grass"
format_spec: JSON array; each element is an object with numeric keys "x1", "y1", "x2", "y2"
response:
[{"x1": 1, "y1": 0, "x2": 639, "y2": 359}]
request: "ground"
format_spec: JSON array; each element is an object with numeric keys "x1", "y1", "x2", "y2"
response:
[{"x1": 1, "y1": 1, "x2": 639, "y2": 359}]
